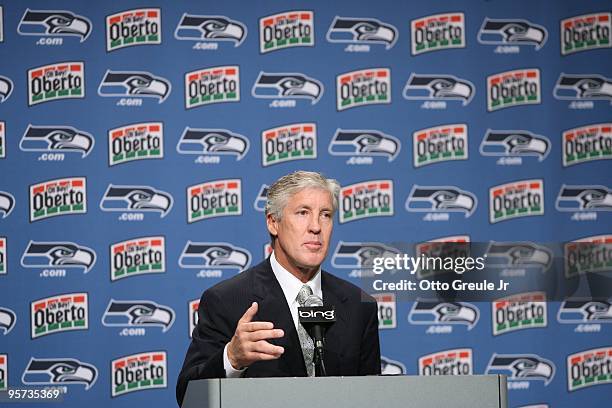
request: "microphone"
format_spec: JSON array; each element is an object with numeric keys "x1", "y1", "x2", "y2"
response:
[{"x1": 298, "y1": 295, "x2": 335, "y2": 376}]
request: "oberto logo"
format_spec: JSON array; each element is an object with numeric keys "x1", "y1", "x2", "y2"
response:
[
  {"x1": 188, "y1": 299, "x2": 199, "y2": 338},
  {"x1": 487, "y1": 69, "x2": 540, "y2": 111},
  {"x1": 111, "y1": 351, "x2": 166, "y2": 397},
  {"x1": 492, "y1": 292, "x2": 547, "y2": 335},
  {"x1": 413, "y1": 124, "x2": 467, "y2": 167},
  {"x1": 567, "y1": 347, "x2": 612, "y2": 391},
  {"x1": 30, "y1": 293, "x2": 88, "y2": 339},
  {"x1": 339, "y1": 180, "x2": 393, "y2": 223},
  {"x1": 106, "y1": 8, "x2": 161, "y2": 52},
  {"x1": 411, "y1": 13, "x2": 465, "y2": 55},
  {"x1": 29, "y1": 177, "x2": 86, "y2": 222},
  {"x1": 489, "y1": 180, "x2": 544, "y2": 223},
  {"x1": 372, "y1": 293, "x2": 396, "y2": 329},
  {"x1": 561, "y1": 13, "x2": 611, "y2": 55},
  {"x1": 108, "y1": 122, "x2": 163, "y2": 166},
  {"x1": 419, "y1": 349, "x2": 473, "y2": 375},
  {"x1": 562, "y1": 123, "x2": 611, "y2": 167},
  {"x1": 259, "y1": 11, "x2": 313, "y2": 53},
  {"x1": 564, "y1": 235, "x2": 612, "y2": 278},
  {"x1": 110, "y1": 236, "x2": 165, "y2": 281},
  {"x1": 0, "y1": 121, "x2": 5, "y2": 158},
  {"x1": 187, "y1": 179, "x2": 241, "y2": 223},
  {"x1": 185, "y1": 66, "x2": 240, "y2": 109},
  {"x1": 262, "y1": 123, "x2": 316, "y2": 166},
  {"x1": 28, "y1": 62, "x2": 84, "y2": 106},
  {"x1": 336, "y1": 68, "x2": 390, "y2": 110}
]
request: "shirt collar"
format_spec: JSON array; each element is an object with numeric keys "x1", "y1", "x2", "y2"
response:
[{"x1": 270, "y1": 251, "x2": 322, "y2": 305}]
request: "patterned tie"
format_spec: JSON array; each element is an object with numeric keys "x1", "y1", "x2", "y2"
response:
[{"x1": 296, "y1": 284, "x2": 315, "y2": 377}]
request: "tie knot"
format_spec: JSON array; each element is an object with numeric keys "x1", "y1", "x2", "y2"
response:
[{"x1": 296, "y1": 284, "x2": 313, "y2": 306}]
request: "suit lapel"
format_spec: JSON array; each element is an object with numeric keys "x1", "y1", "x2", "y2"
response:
[{"x1": 252, "y1": 259, "x2": 307, "y2": 376}]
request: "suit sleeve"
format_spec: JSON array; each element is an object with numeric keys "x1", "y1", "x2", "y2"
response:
[
  {"x1": 176, "y1": 288, "x2": 235, "y2": 406},
  {"x1": 359, "y1": 297, "x2": 381, "y2": 375}
]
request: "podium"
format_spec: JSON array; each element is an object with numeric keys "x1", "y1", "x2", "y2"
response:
[{"x1": 182, "y1": 375, "x2": 507, "y2": 408}]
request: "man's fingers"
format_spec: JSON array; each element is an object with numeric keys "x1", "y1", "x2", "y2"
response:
[
  {"x1": 252, "y1": 340, "x2": 284, "y2": 356},
  {"x1": 238, "y1": 302, "x2": 258, "y2": 324},
  {"x1": 247, "y1": 328, "x2": 284, "y2": 342},
  {"x1": 250, "y1": 352, "x2": 283, "y2": 361},
  {"x1": 242, "y1": 321, "x2": 275, "y2": 332}
]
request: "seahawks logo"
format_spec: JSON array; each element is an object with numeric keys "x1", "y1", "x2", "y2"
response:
[
  {"x1": 22, "y1": 357, "x2": 97, "y2": 389},
  {"x1": 0, "y1": 307, "x2": 16, "y2": 334},
  {"x1": 20, "y1": 241, "x2": 96, "y2": 273},
  {"x1": 558, "y1": 300, "x2": 612, "y2": 323},
  {"x1": 99, "y1": 185, "x2": 173, "y2": 217},
  {"x1": 380, "y1": 356, "x2": 406, "y2": 375},
  {"x1": 102, "y1": 299, "x2": 175, "y2": 332},
  {"x1": 555, "y1": 185, "x2": 612, "y2": 212},
  {"x1": 485, "y1": 242, "x2": 552, "y2": 271},
  {"x1": 0, "y1": 191, "x2": 15, "y2": 218},
  {"x1": 98, "y1": 70, "x2": 171, "y2": 103},
  {"x1": 486, "y1": 354, "x2": 555, "y2": 385},
  {"x1": 253, "y1": 184, "x2": 269, "y2": 212},
  {"x1": 179, "y1": 242, "x2": 251, "y2": 270},
  {"x1": 477, "y1": 18, "x2": 547, "y2": 49},
  {"x1": 403, "y1": 74, "x2": 475, "y2": 105},
  {"x1": 331, "y1": 241, "x2": 400, "y2": 269},
  {"x1": 0, "y1": 75, "x2": 13, "y2": 103},
  {"x1": 408, "y1": 301, "x2": 479, "y2": 329},
  {"x1": 480, "y1": 130, "x2": 550, "y2": 161},
  {"x1": 174, "y1": 14, "x2": 246, "y2": 46},
  {"x1": 328, "y1": 129, "x2": 400, "y2": 161},
  {"x1": 177, "y1": 128, "x2": 249, "y2": 159},
  {"x1": 406, "y1": 186, "x2": 477, "y2": 217},
  {"x1": 252, "y1": 72, "x2": 323, "y2": 104},
  {"x1": 20, "y1": 125, "x2": 94, "y2": 157},
  {"x1": 326, "y1": 16, "x2": 398, "y2": 49},
  {"x1": 18, "y1": 9, "x2": 92, "y2": 41},
  {"x1": 553, "y1": 74, "x2": 612, "y2": 101}
]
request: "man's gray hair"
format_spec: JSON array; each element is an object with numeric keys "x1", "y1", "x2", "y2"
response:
[{"x1": 265, "y1": 171, "x2": 340, "y2": 220}]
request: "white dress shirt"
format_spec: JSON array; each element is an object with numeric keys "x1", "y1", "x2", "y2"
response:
[{"x1": 223, "y1": 251, "x2": 322, "y2": 377}]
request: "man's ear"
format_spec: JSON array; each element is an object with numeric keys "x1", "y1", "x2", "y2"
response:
[{"x1": 266, "y1": 213, "x2": 278, "y2": 237}]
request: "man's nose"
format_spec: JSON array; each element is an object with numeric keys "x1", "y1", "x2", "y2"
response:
[{"x1": 308, "y1": 214, "x2": 321, "y2": 233}]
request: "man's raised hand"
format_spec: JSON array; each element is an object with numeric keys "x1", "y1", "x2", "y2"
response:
[{"x1": 227, "y1": 302, "x2": 285, "y2": 370}]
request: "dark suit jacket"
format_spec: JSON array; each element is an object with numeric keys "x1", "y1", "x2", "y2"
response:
[{"x1": 176, "y1": 258, "x2": 381, "y2": 406}]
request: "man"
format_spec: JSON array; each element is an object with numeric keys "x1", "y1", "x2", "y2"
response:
[{"x1": 176, "y1": 171, "x2": 381, "y2": 406}]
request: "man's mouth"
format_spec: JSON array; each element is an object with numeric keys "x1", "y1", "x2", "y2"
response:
[{"x1": 304, "y1": 241, "x2": 322, "y2": 250}]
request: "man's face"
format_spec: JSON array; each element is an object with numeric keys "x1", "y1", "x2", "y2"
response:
[{"x1": 267, "y1": 187, "x2": 334, "y2": 278}]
